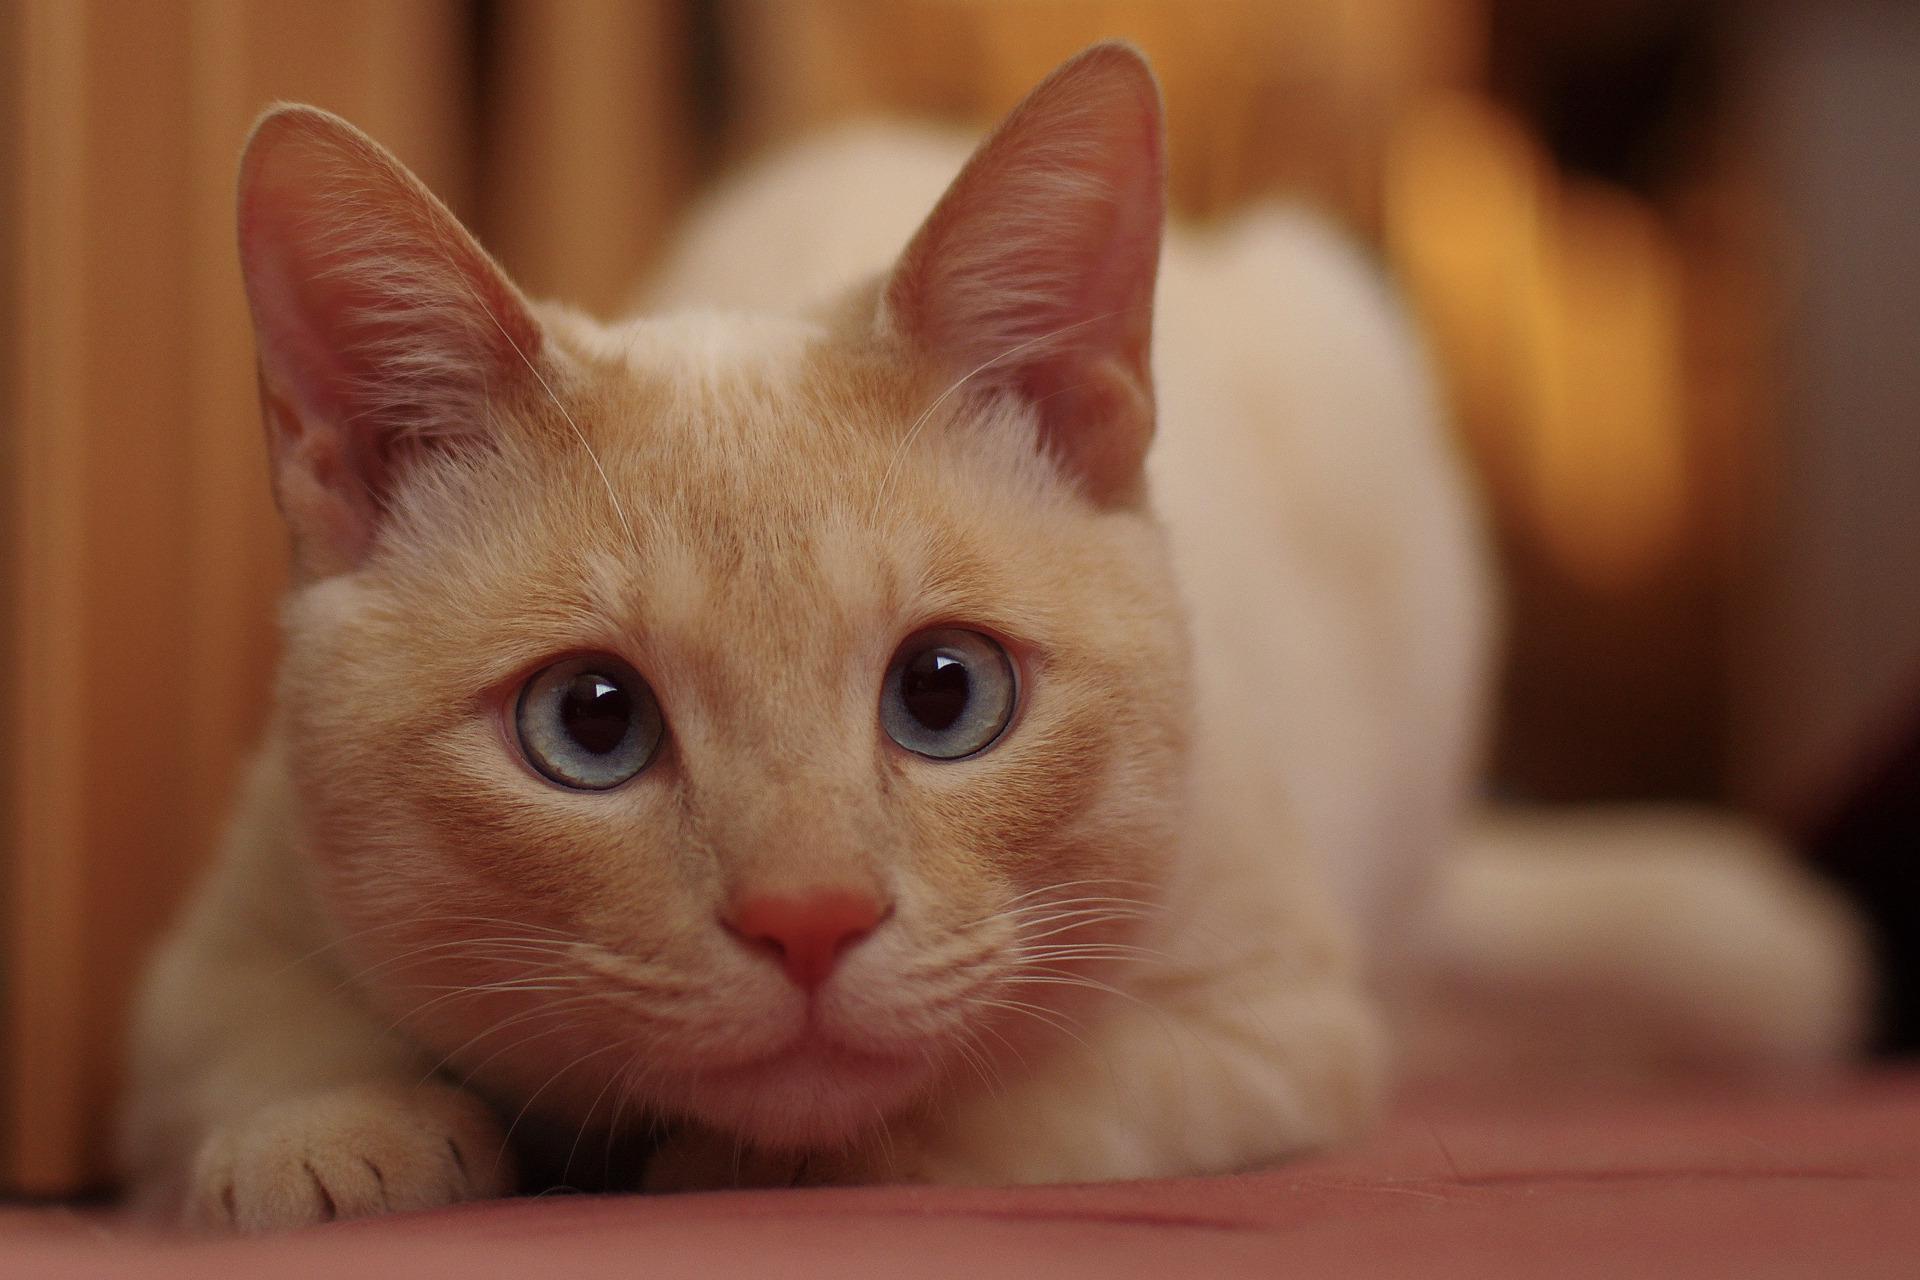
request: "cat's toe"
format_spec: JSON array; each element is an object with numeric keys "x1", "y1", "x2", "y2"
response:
[{"x1": 185, "y1": 1082, "x2": 513, "y2": 1234}]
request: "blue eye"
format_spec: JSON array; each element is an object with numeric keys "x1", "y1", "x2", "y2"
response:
[
  {"x1": 516, "y1": 654, "x2": 662, "y2": 789},
  {"x1": 880, "y1": 629, "x2": 1017, "y2": 759}
]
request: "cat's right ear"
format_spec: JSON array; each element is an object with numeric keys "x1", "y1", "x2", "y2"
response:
[
  {"x1": 880, "y1": 41, "x2": 1166, "y2": 508},
  {"x1": 237, "y1": 105, "x2": 544, "y2": 580}
]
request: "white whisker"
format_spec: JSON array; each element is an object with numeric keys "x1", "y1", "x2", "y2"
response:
[
  {"x1": 466, "y1": 279, "x2": 637, "y2": 552},
  {"x1": 868, "y1": 308, "x2": 1137, "y2": 521}
]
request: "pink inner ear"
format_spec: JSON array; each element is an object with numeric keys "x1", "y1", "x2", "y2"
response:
[
  {"x1": 883, "y1": 43, "x2": 1166, "y2": 503},
  {"x1": 237, "y1": 106, "x2": 543, "y2": 574}
]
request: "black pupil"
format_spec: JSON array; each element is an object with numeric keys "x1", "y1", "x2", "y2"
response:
[
  {"x1": 561, "y1": 673, "x2": 631, "y2": 754},
  {"x1": 902, "y1": 651, "x2": 970, "y2": 731}
]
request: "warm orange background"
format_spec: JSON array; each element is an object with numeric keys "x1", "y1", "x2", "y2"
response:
[{"x1": 9, "y1": 0, "x2": 1898, "y2": 1193}]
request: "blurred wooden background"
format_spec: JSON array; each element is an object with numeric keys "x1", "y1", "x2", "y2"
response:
[{"x1": 0, "y1": 0, "x2": 1807, "y2": 1191}]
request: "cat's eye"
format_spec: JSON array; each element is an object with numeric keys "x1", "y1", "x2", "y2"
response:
[
  {"x1": 515, "y1": 654, "x2": 663, "y2": 790},
  {"x1": 880, "y1": 628, "x2": 1017, "y2": 760}
]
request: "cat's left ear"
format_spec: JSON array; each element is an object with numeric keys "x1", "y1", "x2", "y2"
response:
[
  {"x1": 881, "y1": 41, "x2": 1166, "y2": 507},
  {"x1": 237, "y1": 104, "x2": 545, "y2": 580}
]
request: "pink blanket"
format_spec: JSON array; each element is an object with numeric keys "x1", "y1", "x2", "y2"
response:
[{"x1": 8, "y1": 1072, "x2": 1916, "y2": 1278}]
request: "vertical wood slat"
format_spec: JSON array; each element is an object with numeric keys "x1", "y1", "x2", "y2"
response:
[
  {"x1": 186, "y1": 0, "x2": 273, "y2": 930},
  {"x1": 4, "y1": 0, "x2": 472, "y2": 1193},
  {"x1": 181, "y1": 0, "x2": 478, "y2": 893},
  {"x1": 8, "y1": 0, "x2": 97, "y2": 1195},
  {"x1": 481, "y1": 0, "x2": 691, "y2": 318}
]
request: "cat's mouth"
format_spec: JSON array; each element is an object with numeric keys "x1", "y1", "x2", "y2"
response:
[{"x1": 684, "y1": 1031, "x2": 935, "y2": 1147}]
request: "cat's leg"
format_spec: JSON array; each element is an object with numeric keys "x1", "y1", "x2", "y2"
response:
[
  {"x1": 887, "y1": 970, "x2": 1386, "y2": 1185},
  {"x1": 177, "y1": 1081, "x2": 508, "y2": 1233},
  {"x1": 123, "y1": 907, "x2": 514, "y2": 1233},
  {"x1": 119, "y1": 758, "x2": 513, "y2": 1232}
]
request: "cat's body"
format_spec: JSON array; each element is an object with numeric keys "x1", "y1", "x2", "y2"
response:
[{"x1": 120, "y1": 45, "x2": 1862, "y2": 1232}]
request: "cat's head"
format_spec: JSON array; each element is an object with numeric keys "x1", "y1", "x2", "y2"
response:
[{"x1": 240, "y1": 42, "x2": 1189, "y2": 1154}]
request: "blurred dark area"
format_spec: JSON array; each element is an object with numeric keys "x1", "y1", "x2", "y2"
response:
[
  {"x1": 1811, "y1": 696, "x2": 1920, "y2": 1054},
  {"x1": 1482, "y1": 0, "x2": 1920, "y2": 1055},
  {"x1": 1490, "y1": 0, "x2": 1722, "y2": 194}
]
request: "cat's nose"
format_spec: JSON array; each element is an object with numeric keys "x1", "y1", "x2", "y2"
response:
[{"x1": 726, "y1": 888, "x2": 885, "y2": 993}]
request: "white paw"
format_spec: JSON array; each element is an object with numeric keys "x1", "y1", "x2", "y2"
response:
[{"x1": 186, "y1": 1082, "x2": 514, "y2": 1234}]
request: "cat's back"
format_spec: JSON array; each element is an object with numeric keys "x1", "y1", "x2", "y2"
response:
[
  {"x1": 645, "y1": 124, "x2": 973, "y2": 318},
  {"x1": 1147, "y1": 208, "x2": 1491, "y2": 952},
  {"x1": 644, "y1": 124, "x2": 1493, "y2": 953}
]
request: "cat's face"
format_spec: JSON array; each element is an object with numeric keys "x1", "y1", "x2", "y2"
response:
[{"x1": 244, "y1": 44, "x2": 1183, "y2": 1150}]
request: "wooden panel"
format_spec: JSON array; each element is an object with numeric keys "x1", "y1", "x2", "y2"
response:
[
  {"x1": 480, "y1": 0, "x2": 691, "y2": 317},
  {"x1": 8, "y1": 0, "x2": 103, "y2": 1196},
  {"x1": 3, "y1": 0, "x2": 472, "y2": 1194},
  {"x1": 6, "y1": 0, "x2": 205, "y2": 1196}
]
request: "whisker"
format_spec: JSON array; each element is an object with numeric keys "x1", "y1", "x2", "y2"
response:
[
  {"x1": 329, "y1": 935, "x2": 580, "y2": 994},
  {"x1": 417, "y1": 990, "x2": 622, "y2": 1088},
  {"x1": 868, "y1": 308, "x2": 1140, "y2": 522},
  {"x1": 267, "y1": 915, "x2": 579, "y2": 983},
  {"x1": 562, "y1": 1051, "x2": 633, "y2": 1190},
  {"x1": 382, "y1": 974, "x2": 594, "y2": 1037},
  {"x1": 865, "y1": 1100, "x2": 898, "y2": 1177},
  {"x1": 495, "y1": 1039, "x2": 633, "y2": 1184},
  {"x1": 601, "y1": 1061, "x2": 656, "y2": 1190},
  {"x1": 999, "y1": 894, "x2": 1157, "y2": 916},
  {"x1": 465, "y1": 278, "x2": 637, "y2": 551},
  {"x1": 1014, "y1": 916, "x2": 1154, "y2": 945},
  {"x1": 943, "y1": 1026, "x2": 1003, "y2": 1098},
  {"x1": 995, "y1": 879, "x2": 1160, "y2": 910},
  {"x1": 965, "y1": 1016, "x2": 1031, "y2": 1083},
  {"x1": 1009, "y1": 943, "x2": 1166, "y2": 963},
  {"x1": 970, "y1": 996, "x2": 1094, "y2": 1055},
  {"x1": 1003, "y1": 900, "x2": 1154, "y2": 920},
  {"x1": 1001, "y1": 969, "x2": 1159, "y2": 1016}
]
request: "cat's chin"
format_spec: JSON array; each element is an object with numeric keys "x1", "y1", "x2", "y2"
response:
[{"x1": 681, "y1": 1035, "x2": 937, "y2": 1150}]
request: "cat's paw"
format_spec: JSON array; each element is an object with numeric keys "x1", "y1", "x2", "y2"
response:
[{"x1": 185, "y1": 1082, "x2": 514, "y2": 1234}]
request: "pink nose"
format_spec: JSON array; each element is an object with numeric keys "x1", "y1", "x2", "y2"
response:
[{"x1": 727, "y1": 889, "x2": 883, "y2": 993}]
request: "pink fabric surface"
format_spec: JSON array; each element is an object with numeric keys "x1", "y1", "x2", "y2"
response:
[{"x1": 6, "y1": 1072, "x2": 1917, "y2": 1278}]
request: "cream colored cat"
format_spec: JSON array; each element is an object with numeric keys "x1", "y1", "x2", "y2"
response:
[{"x1": 120, "y1": 43, "x2": 1862, "y2": 1233}]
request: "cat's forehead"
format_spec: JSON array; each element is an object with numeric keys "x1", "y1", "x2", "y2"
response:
[
  {"x1": 597, "y1": 308, "x2": 828, "y2": 387},
  {"x1": 527, "y1": 309, "x2": 989, "y2": 630},
  {"x1": 560, "y1": 307, "x2": 892, "y2": 477},
  {"x1": 466, "y1": 306, "x2": 1084, "y2": 665}
]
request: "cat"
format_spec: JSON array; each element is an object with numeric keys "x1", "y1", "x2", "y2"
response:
[{"x1": 119, "y1": 41, "x2": 1864, "y2": 1233}]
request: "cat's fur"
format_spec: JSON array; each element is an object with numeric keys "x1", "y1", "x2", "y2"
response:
[{"x1": 120, "y1": 44, "x2": 1863, "y2": 1232}]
